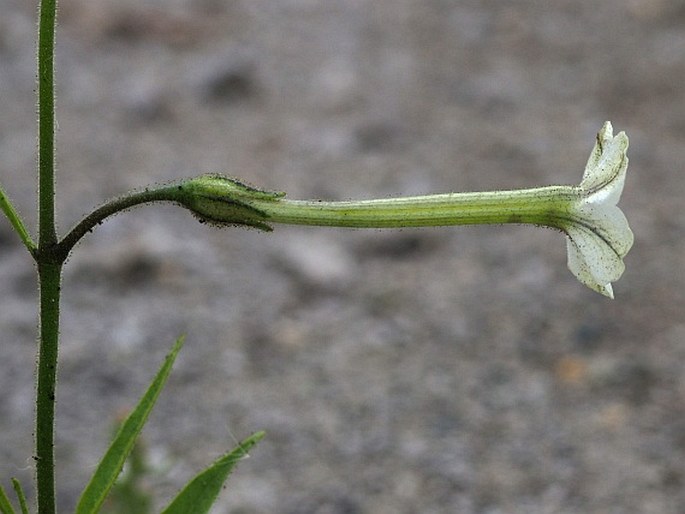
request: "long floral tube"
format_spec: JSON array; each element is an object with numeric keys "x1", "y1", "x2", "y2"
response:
[
  {"x1": 176, "y1": 122, "x2": 632, "y2": 297},
  {"x1": 180, "y1": 180, "x2": 578, "y2": 229}
]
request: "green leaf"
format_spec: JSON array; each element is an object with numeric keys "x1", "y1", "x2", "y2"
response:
[
  {"x1": 75, "y1": 336, "x2": 185, "y2": 514},
  {"x1": 0, "y1": 484, "x2": 16, "y2": 514},
  {"x1": 0, "y1": 182, "x2": 36, "y2": 254},
  {"x1": 160, "y1": 431, "x2": 265, "y2": 514},
  {"x1": 100, "y1": 432, "x2": 154, "y2": 514},
  {"x1": 10, "y1": 480, "x2": 27, "y2": 514}
]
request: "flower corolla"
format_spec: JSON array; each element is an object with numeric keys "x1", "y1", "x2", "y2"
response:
[{"x1": 564, "y1": 122, "x2": 633, "y2": 298}]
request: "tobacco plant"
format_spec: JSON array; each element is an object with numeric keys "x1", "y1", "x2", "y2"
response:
[{"x1": 0, "y1": 0, "x2": 633, "y2": 512}]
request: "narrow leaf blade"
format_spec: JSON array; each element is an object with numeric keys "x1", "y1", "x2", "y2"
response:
[
  {"x1": 0, "y1": 183, "x2": 36, "y2": 253},
  {"x1": 161, "y1": 431, "x2": 265, "y2": 514},
  {"x1": 0, "y1": 484, "x2": 16, "y2": 514},
  {"x1": 75, "y1": 336, "x2": 185, "y2": 514},
  {"x1": 10, "y1": 480, "x2": 27, "y2": 514}
]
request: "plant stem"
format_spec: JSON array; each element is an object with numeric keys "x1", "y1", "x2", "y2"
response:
[
  {"x1": 35, "y1": 262, "x2": 61, "y2": 514},
  {"x1": 36, "y1": 0, "x2": 59, "y2": 512},
  {"x1": 58, "y1": 185, "x2": 181, "y2": 260},
  {"x1": 37, "y1": 0, "x2": 57, "y2": 248}
]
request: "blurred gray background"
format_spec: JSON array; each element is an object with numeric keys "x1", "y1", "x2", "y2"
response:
[{"x1": 0, "y1": 1, "x2": 682, "y2": 512}]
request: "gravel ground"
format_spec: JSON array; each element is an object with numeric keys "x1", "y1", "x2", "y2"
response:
[{"x1": 1, "y1": 1, "x2": 683, "y2": 512}]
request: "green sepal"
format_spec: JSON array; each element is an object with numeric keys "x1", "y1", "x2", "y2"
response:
[
  {"x1": 196, "y1": 174, "x2": 286, "y2": 201},
  {"x1": 175, "y1": 174, "x2": 285, "y2": 231},
  {"x1": 189, "y1": 195, "x2": 275, "y2": 232}
]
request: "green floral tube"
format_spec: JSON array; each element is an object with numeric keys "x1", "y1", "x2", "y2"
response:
[{"x1": 174, "y1": 122, "x2": 632, "y2": 297}]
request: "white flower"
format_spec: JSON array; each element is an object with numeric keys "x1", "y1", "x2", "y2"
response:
[
  {"x1": 174, "y1": 122, "x2": 633, "y2": 298},
  {"x1": 564, "y1": 122, "x2": 633, "y2": 298}
]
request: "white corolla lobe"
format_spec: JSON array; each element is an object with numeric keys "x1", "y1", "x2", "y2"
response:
[{"x1": 563, "y1": 122, "x2": 632, "y2": 298}]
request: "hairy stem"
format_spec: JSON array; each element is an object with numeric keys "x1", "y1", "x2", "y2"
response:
[
  {"x1": 57, "y1": 185, "x2": 180, "y2": 260},
  {"x1": 37, "y1": 0, "x2": 57, "y2": 247},
  {"x1": 36, "y1": 0, "x2": 59, "y2": 512},
  {"x1": 35, "y1": 262, "x2": 61, "y2": 514}
]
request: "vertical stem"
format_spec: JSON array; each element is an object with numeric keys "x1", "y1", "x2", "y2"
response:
[
  {"x1": 36, "y1": 0, "x2": 59, "y2": 512},
  {"x1": 37, "y1": 0, "x2": 57, "y2": 247},
  {"x1": 36, "y1": 262, "x2": 61, "y2": 514}
]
